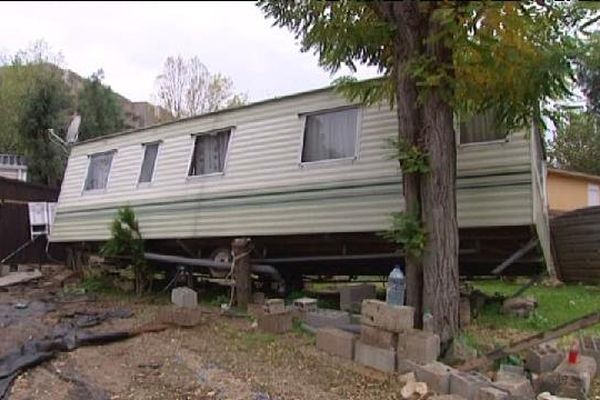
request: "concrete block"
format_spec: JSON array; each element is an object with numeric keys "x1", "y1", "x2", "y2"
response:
[
  {"x1": 551, "y1": 356, "x2": 597, "y2": 398},
  {"x1": 474, "y1": 387, "x2": 509, "y2": 400},
  {"x1": 493, "y1": 377, "x2": 534, "y2": 399},
  {"x1": 397, "y1": 358, "x2": 420, "y2": 374},
  {"x1": 252, "y1": 292, "x2": 265, "y2": 305},
  {"x1": 157, "y1": 307, "x2": 203, "y2": 327},
  {"x1": 459, "y1": 297, "x2": 471, "y2": 328},
  {"x1": 293, "y1": 297, "x2": 317, "y2": 313},
  {"x1": 339, "y1": 283, "x2": 376, "y2": 312},
  {"x1": 0, "y1": 264, "x2": 10, "y2": 277},
  {"x1": 415, "y1": 361, "x2": 454, "y2": 394},
  {"x1": 398, "y1": 329, "x2": 440, "y2": 364},
  {"x1": 354, "y1": 341, "x2": 396, "y2": 373},
  {"x1": 316, "y1": 327, "x2": 357, "y2": 360},
  {"x1": 171, "y1": 287, "x2": 198, "y2": 308},
  {"x1": 450, "y1": 371, "x2": 491, "y2": 400},
  {"x1": 526, "y1": 344, "x2": 564, "y2": 374},
  {"x1": 257, "y1": 311, "x2": 292, "y2": 334},
  {"x1": 361, "y1": 299, "x2": 414, "y2": 333},
  {"x1": 360, "y1": 324, "x2": 397, "y2": 349},
  {"x1": 495, "y1": 364, "x2": 525, "y2": 381},
  {"x1": 263, "y1": 298, "x2": 285, "y2": 314},
  {"x1": 579, "y1": 335, "x2": 600, "y2": 369},
  {"x1": 303, "y1": 309, "x2": 350, "y2": 329}
]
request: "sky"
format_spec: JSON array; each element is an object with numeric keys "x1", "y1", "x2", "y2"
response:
[{"x1": 0, "y1": 1, "x2": 379, "y2": 104}]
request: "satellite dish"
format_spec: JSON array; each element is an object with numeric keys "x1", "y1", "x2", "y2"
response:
[{"x1": 66, "y1": 114, "x2": 81, "y2": 144}]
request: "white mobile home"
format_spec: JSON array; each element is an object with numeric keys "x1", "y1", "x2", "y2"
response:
[{"x1": 50, "y1": 85, "x2": 554, "y2": 280}]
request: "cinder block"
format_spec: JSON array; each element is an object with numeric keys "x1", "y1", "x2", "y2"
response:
[
  {"x1": 492, "y1": 377, "x2": 534, "y2": 399},
  {"x1": 263, "y1": 298, "x2": 285, "y2": 314},
  {"x1": 0, "y1": 264, "x2": 10, "y2": 277},
  {"x1": 171, "y1": 287, "x2": 198, "y2": 308},
  {"x1": 257, "y1": 311, "x2": 292, "y2": 334},
  {"x1": 303, "y1": 309, "x2": 350, "y2": 329},
  {"x1": 525, "y1": 344, "x2": 564, "y2": 374},
  {"x1": 398, "y1": 329, "x2": 440, "y2": 364},
  {"x1": 157, "y1": 307, "x2": 203, "y2": 327},
  {"x1": 339, "y1": 283, "x2": 376, "y2": 312},
  {"x1": 552, "y1": 355, "x2": 597, "y2": 398},
  {"x1": 316, "y1": 327, "x2": 357, "y2": 360},
  {"x1": 17, "y1": 264, "x2": 33, "y2": 272},
  {"x1": 360, "y1": 324, "x2": 397, "y2": 349},
  {"x1": 293, "y1": 297, "x2": 317, "y2": 313},
  {"x1": 580, "y1": 335, "x2": 600, "y2": 369},
  {"x1": 354, "y1": 341, "x2": 396, "y2": 373},
  {"x1": 415, "y1": 361, "x2": 454, "y2": 394},
  {"x1": 495, "y1": 364, "x2": 524, "y2": 381},
  {"x1": 450, "y1": 371, "x2": 491, "y2": 400},
  {"x1": 361, "y1": 299, "x2": 414, "y2": 332},
  {"x1": 474, "y1": 387, "x2": 509, "y2": 400}
]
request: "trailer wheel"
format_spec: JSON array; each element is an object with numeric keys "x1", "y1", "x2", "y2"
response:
[{"x1": 209, "y1": 247, "x2": 231, "y2": 278}]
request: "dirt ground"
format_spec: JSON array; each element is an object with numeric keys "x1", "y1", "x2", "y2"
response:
[{"x1": 1, "y1": 268, "x2": 405, "y2": 400}]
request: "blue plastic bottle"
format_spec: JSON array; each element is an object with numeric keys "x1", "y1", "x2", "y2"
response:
[{"x1": 386, "y1": 265, "x2": 405, "y2": 306}]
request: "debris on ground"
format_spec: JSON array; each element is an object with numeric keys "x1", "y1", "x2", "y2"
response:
[
  {"x1": 501, "y1": 296, "x2": 537, "y2": 318},
  {"x1": 0, "y1": 271, "x2": 42, "y2": 288}
]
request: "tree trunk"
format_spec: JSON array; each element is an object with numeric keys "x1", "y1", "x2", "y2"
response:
[{"x1": 232, "y1": 238, "x2": 252, "y2": 310}]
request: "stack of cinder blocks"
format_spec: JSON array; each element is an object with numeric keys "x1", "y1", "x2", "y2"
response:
[{"x1": 257, "y1": 299, "x2": 292, "y2": 334}]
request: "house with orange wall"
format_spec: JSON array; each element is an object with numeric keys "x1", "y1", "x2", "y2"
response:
[{"x1": 547, "y1": 168, "x2": 600, "y2": 213}]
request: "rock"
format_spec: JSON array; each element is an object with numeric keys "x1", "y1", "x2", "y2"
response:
[
  {"x1": 399, "y1": 372, "x2": 416, "y2": 385},
  {"x1": 444, "y1": 338, "x2": 477, "y2": 365},
  {"x1": 501, "y1": 297, "x2": 537, "y2": 318},
  {"x1": 401, "y1": 381, "x2": 428, "y2": 399}
]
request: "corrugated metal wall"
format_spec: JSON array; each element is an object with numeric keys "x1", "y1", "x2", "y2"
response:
[{"x1": 50, "y1": 88, "x2": 534, "y2": 243}]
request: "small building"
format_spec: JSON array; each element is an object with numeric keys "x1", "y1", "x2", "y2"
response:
[
  {"x1": 547, "y1": 168, "x2": 600, "y2": 213},
  {"x1": 0, "y1": 154, "x2": 27, "y2": 182}
]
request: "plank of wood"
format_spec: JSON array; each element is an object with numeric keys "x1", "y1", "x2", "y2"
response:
[
  {"x1": 492, "y1": 238, "x2": 538, "y2": 275},
  {"x1": 0, "y1": 270, "x2": 42, "y2": 288}
]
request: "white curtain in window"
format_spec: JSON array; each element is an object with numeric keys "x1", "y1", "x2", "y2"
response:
[
  {"x1": 139, "y1": 142, "x2": 159, "y2": 183},
  {"x1": 189, "y1": 130, "x2": 230, "y2": 175},
  {"x1": 459, "y1": 109, "x2": 506, "y2": 144},
  {"x1": 84, "y1": 152, "x2": 114, "y2": 190},
  {"x1": 302, "y1": 108, "x2": 358, "y2": 162}
]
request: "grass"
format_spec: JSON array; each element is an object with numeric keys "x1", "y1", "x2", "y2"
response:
[{"x1": 471, "y1": 279, "x2": 600, "y2": 335}]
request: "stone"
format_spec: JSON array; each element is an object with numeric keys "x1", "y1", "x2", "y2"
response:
[
  {"x1": 354, "y1": 341, "x2": 396, "y2": 373},
  {"x1": 171, "y1": 287, "x2": 198, "y2": 308},
  {"x1": 303, "y1": 309, "x2": 351, "y2": 329},
  {"x1": 293, "y1": 297, "x2": 317, "y2": 313},
  {"x1": 252, "y1": 292, "x2": 265, "y2": 305},
  {"x1": 316, "y1": 327, "x2": 357, "y2": 360},
  {"x1": 398, "y1": 329, "x2": 440, "y2": 364},
  {"x1": 415, "y1": 361, "x2": 454, "y2": 394},
  {"x1": 474, "y1": 387, "x2": 509, "y2": 400},
  {"x1": 339, "y1": 283, "x2": 376, "y2": 312},
  {"x1": 263, "y1": 298, "x2": 285, "y2": 314},
  {"x1": 360, "y1": 324, "x2": 397, "y2": 349},
  {"x1": 361, "y1": 299, "x2": 414, "y2": 332},
  {"x1": 526, "y1": 344, "x2": 564, "y2": 374},
  {"x1": 579, "y1": 335, "x2": 600, "y2": 369},
  {"x1": 459, "y1": 297, "x2": 471, "y2": 328},
  {"x1": 401, "y1": 381, "x2": 428, "y2": 399},
  {"x1": 0, "y1": 264, "x2": 10, "y2": 277},
  {"x1": 257, "y1": 311, "x2": 292, "y2": 334},
  {"x1": 450, "y1": 371, "x2": 491, "y2": 400},
  {"x1": 501, "y1": 297, "x2": 537, "y2": 318}
]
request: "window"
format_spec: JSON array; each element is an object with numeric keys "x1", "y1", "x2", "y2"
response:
[
  {"x1": 138, "y1": 142, "x2": 160, "y2": 184},
  {"x1": 301, "y1": 108, "x2": 359, "y2": 163},
  {"x1": 84, "y1": 151, "x2": 114, "y2": 191},
  {"x1": 188, "y1": 129, "x2": 231, "y2": 176},
  {"x1": 588, "y1": 184, "x2": 600, "y2": 207},
  {"x1": 459, "y1": 109, "x2": 508, "y2": 144}
]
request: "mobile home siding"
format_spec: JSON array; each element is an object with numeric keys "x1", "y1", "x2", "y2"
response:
[{"x1": 50, "y1": 89, "x2": 533, "y2": 242}]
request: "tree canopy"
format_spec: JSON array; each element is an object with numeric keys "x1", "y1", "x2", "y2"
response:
[{"x1": 549, "y1": 110, "x2": 600, "y2": 175}]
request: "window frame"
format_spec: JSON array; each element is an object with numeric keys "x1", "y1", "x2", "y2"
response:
[
  {"x1": 81, "y1": 149, "x2": 117, "y2": 194},
  {"x1": 185, "y1": 126, "x2": 234, "y2": 180},
  {"x1": 297, "y1": 105, "x2": 363, "y2": 167},
  {"x1": 455, "y1": 113, "x2": 511, "y2": 147},
  {"x1": 136, "y1": 140, "x2": 162, "y2": 188},
  {"x1": 588, "y1": 183, "x2": 600, "y2": 207}
]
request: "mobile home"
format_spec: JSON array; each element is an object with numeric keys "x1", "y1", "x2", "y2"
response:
[{"x1": 50, "y1": 85, "x2": 554, "y2": 282}]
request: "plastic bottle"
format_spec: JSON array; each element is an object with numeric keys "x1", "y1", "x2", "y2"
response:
[
  {"x1": 423, "y1": 311, "x2": 434, "y2": 332},
  {"x1": 568, "y1": 340, "x2": 579, "y2": 364},
  {"x1": 386, "y1": 266, "x2": 406, "y2": 306}
]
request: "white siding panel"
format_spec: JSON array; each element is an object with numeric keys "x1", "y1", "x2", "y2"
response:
[{"x1": 51, "y1": 88, "x2": 535, "y2": 242}]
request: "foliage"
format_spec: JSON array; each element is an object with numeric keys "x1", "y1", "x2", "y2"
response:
[
  {"x1": 548, "y1": 110, "x2": 600, "y2": 175},
  {"x1": 154, "y1": 56, "x2": 248, "y2": 119},
  {"x1": 78, "y1": 70, "x2": 125, "y2": 140},
  {"x1": 382, "y1": 212, "x2": 427, "y2": 258},
  {"x1": 100, "y1": 206, "x2": 151, "y2": 296},
  {"x1": 386, "y1": 137, "x2": 429, "y2": 174},
  {"x1": 577, "y1": 30, "x2": 600, "y2": 116}
]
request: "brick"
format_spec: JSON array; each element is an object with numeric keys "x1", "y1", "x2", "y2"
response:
[
  {"x1": 316, "y1": 327, "x2": 357, "y2": 360},
  {"x1": 398, "y1": 329, "x2": 440, "y2": 364},
  {"x1": 263, "y1": 298, "x2": 285, "y2": 314},
  {"x1": 360, "y1": 324, "x2": 397, "y2": 349},
  {"x1": 171, "y1": 287, "x2": 197, "y2": 308},
  {"x1": 354, "y1": 341, "x2": 396, "y2": 373},
  {"x1": 415, "y1": 361, "x2": 454, "y2": 394},
  {"x1": 293, "y1": 297, "x2": 317, "y2": 313},
  {"x1": 361, "y1": 299, "x2": 414, "y2": 332},
  {"x1": 474, "y1": 387, "x2": 509, "y2": 400},
  {"x1": 339, "y1": 283, "x2": 376, "y2": 312},
  {"x1": 450, "y1": 371, "x2": 490, "y2": 400},
  {"x1": 257, "y1": 311, "x2": 292, "y2": 334},
  {"x1": 303, "y1": 309, "x2": 350, "y2": 329},
  {"x1": 580, "y1": 335, "x2": 600, "y2": 370},
  {"x1": 525, "y1": 344, "x2": 564, "y2": 374}
]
